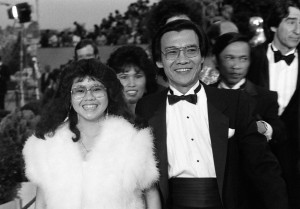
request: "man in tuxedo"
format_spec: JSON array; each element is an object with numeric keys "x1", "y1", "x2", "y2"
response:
[
  {"x1": 213, "y1": 32, "x2": 286, "y2": 146},
  {"x1": 212, "y1": 32, "x2": 286, "y2": 209},
  {"x1": 136, "y1": 19, "x2": 288, "y2": 209},
  {"x1": 247, "y1": 1, "x2": 300, "y2": 208}
]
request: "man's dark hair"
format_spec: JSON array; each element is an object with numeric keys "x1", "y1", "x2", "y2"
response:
[
  {"x1": 268, "y1": 0, "x2": 300, "y2": 28},
  {"x1": 266, "y1": 0, "x2": 300, "y2": 40},
  {"x1": 74, "y1": 39, "x2": 99, "y2": 60},
  {"x1": 213, "y1": 32, "x2": 250, "y2": 60}
]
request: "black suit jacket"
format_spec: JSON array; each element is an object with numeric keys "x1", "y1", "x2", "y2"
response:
[
  {"x1": 248, "y1": 44, "x2": 300, "y2": 147},
  {"x1": 212, "y1": 80, "x2": 286, "y2": 145},
  {"x1": 245, "y1": 80, "x2": 286, "y2": 143},
  {"x1": 248, "y1": 44, "x2": 300, "y2": 193},
  {"x1": 211, "y1": 80, "x2": 287, "y2": 209},
  {"x1": 136, "y1": 84, "x2": 288, "y2": 209}
]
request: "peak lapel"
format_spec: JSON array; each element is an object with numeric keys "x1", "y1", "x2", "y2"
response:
[{"x1": 204, "y1": 85, "x2": 229, "y2": 203}]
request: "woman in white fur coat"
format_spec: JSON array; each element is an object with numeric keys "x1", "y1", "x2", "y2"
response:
[{"x1": 23, "y1": 59, "x2": 160, "y2": 209}]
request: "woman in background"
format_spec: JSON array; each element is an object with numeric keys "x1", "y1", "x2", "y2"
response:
[{"x1": 107, "y1": 45, "x2": 160, "y2": 115}]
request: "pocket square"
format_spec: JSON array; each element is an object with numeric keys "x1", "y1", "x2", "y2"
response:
[{"x1": 228, "y1": 128, "x2": 235, "y2": 138}]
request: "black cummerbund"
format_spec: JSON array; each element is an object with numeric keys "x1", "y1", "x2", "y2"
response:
[{"x1": 169, "y1": 178, "x2": 223, "y2": 209}]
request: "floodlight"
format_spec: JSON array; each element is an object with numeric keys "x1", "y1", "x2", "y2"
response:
[{"x1": 7, "y1": 2, "x2": 31, "y2": 23}]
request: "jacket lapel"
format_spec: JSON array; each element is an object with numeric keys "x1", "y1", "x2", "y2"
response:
[
  {"x1": 263, "y1": 44, "x2": 271, "y2": 88},
  {"x1": 204, "y1": 85, "x2": 229, "y2": 202},
  {"x1": 296, "y1": 45, "x2": 300, "y2": 89},
  {"x1": 148, "y1": 92, "x2": 169, "y2": 204}
]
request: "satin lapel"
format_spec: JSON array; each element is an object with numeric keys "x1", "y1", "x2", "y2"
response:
[
  {"x1": 204, "y1": 85, "x2": 229, "y2": 203},
  {"x1": 263, "y1": 44, "x2": 270, "y2": 88},
  {"x1": 297, "y1": 48, "x2": 300, "y2": 154},
  {"x1": 148, "y1": 93, "x2": 169, "y2": 204},
  {"x1": 297, "y1": 52, "x2": 300, "y2": 89}
]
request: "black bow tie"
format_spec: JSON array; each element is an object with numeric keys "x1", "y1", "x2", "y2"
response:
[
  {"x1": 272, "y1": 48, "x2": 295, "y2": 66},
  {"x1": 168, "y1": 84, "x2": 201, "y2": 105}
]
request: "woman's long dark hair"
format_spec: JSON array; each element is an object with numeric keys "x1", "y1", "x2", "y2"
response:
[{"x1": 35, "y1": 59, "x2": 133, "y2": 142}]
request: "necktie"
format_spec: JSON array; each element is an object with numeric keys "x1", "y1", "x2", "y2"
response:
[
  {"x1": 168, "y1": 84, "x2": 201, "y2": 105},
  {"x1": 272, "y1": 47, "x2": 295, "y2": 66}
]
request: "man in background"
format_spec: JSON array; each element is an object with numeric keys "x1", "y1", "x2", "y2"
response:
[
  {"x1": 212, "y1": 32, "x2": 286, "y2": 209},
  {"x1": 248, "y1": 1, "x2": 300, "y2": 207},
  {"x1": 74, "y1": 39, "x2": 100, "y2": 61}
]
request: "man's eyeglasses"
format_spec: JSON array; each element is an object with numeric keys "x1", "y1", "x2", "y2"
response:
[
  {"x1": 71, "y1": 85, "x2": 107, "y2": 100},
  {"x1": 161, "y1": 46, "x2": 200, "y2": 60}
]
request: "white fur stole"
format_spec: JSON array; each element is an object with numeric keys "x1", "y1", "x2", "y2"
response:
[{"x1": 23, "y1": 116, "x2": 159, "y2": 209}]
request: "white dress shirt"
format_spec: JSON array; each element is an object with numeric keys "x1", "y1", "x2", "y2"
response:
[
  {"x1": 267, "y1": 43, "x2": 298, "y2": 116},
  {"x1": 166, "y1": 81, "x2": 216, "y2": 178}
]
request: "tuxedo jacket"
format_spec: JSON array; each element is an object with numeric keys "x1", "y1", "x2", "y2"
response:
[
  {"x1": 248, "y1": 44, "x2": 300, "y2": 175},
  {"x1": 212, "y1": 80, "x2": 286, "y2": 146},
  {"x1": 211, "y1": 80, "x2": 286, "y2": 209},
  {"x1": 136, "y1": 84, "x2": 288, "y2": 209},
  {"x1": 243, "y1": 80, "x2": 283, "y2": 139}
]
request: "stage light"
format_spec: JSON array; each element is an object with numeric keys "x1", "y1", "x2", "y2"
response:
[{"x1": 7, "y1": 2, "x2": 31, "y2": 23}]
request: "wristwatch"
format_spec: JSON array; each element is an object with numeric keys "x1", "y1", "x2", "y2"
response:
[{"x1": 258, "y1": 120, "x2": 268, "y2": 134}]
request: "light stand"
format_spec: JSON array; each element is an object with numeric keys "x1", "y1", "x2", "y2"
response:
[
  {"x1": 7, "y1": 2, "x2": 32, "y2": 108},
  {"x1": 19, "y1": 23, "x2": 25, "y2": 107}
]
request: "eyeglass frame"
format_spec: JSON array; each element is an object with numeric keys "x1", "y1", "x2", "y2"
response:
[
  {"x1": 161, "y1": 45, "x2": 200, "y2": 60},
  {"x1": 71, "y1": 85, "x2": 107, "y2": 100}
]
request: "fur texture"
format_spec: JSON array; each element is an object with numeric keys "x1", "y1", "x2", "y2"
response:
[{"x1": 23, "y1": 116, "x2": 159, "y2": 209}]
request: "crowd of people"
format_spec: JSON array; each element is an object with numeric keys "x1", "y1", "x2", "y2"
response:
[
  {"x1": 1, "y1": 0, "x2": 300, "y2": 208},
  {"x1": 39, "y1": 0, "x2": 156, "y2": 47},
  {"x1": 38, "y1": 0, "x2": 232, "y2": 47}
]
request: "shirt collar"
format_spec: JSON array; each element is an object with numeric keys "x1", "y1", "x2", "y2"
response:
[
  {"x1": 270, "y1": 43, "x2": 297, "y2": 56},
  {"x1": 169, "y1": 81, "x2": 200, "y2": 96},
  {"x1": 218, "y1": 78, "x2": 246, "y2": 90}
]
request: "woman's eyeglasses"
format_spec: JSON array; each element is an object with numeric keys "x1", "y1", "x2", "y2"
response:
[{"x1": 71, "y1": 85, "x2": 107, "y2": 100}]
